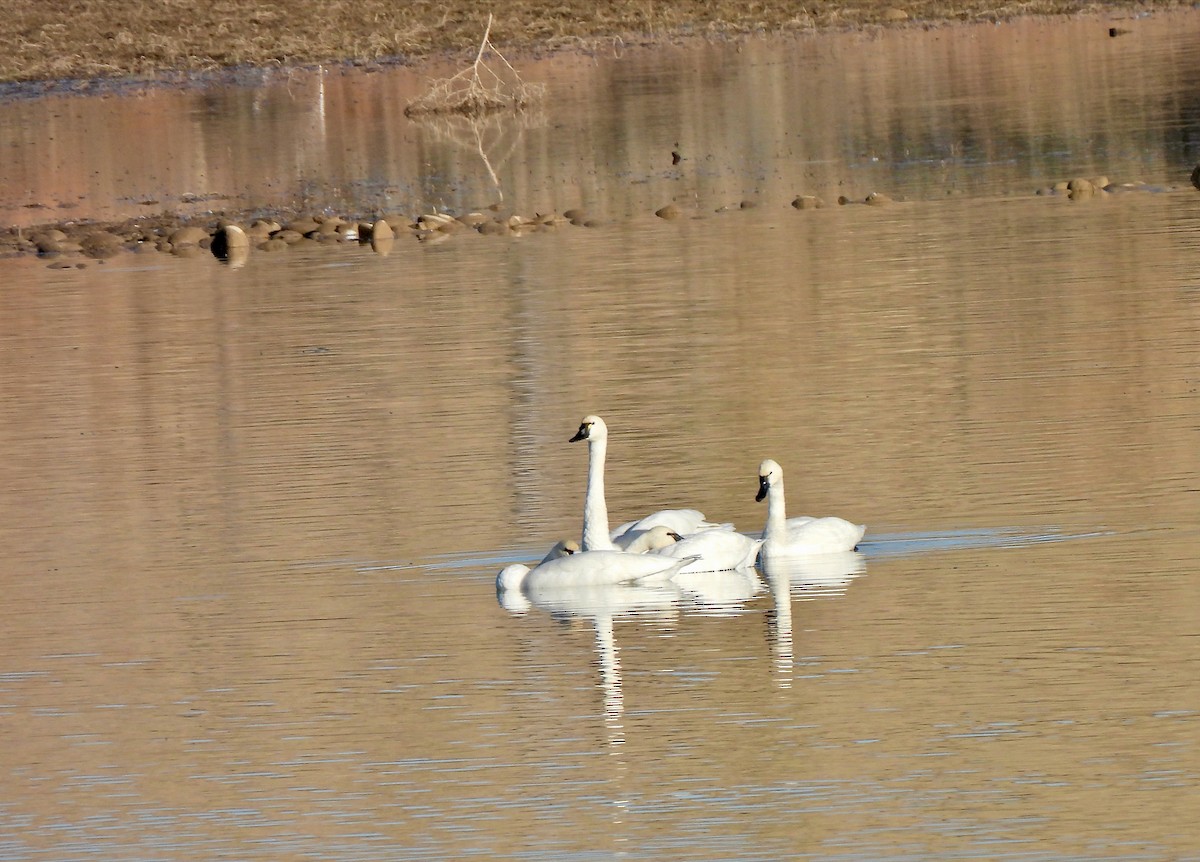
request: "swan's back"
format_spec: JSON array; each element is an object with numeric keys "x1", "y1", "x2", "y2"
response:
[
  {"x1": 524, "y1": 549, "x2": 697, "y2": 589},
  {"x1": 777, "y1": 517, "x2": 865, "y2": 555},
  {"x1": 611, "y1": 509, "x2": 723, "y2": 542},
  {"x1": 655, "y1": 528, "x2": 763, "y2": 573}
]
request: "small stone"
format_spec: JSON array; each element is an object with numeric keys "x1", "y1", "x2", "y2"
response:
[
  {"x1": 258, "y1": 238, "x2": 289, "y2": 252},
  {"x1": 34, "y1": 236, "x2": 82, "y2": 254},
  {"x1": 284, "y1": 217, "x2": 321, "y2": 235},
  {"x1": 371, "y1": 219, "x2": 395, "y2": 241},
  {"x1": 865, "y1": 192, "x2": 893, "y2": 205},
  {"x1": 478, "y1": 220, "x2": 510, "y2": 235},
  {"x1": 211, "y1": 224, "x2": 250, "y2": 261},
  {"x1": 1191, "y1": 164, "x2": 1200, "y2": 191},
  {"x1": 32, "y1": 229, "x2": 68, "y2": 249},
  {"x1": 1067, "y1": 178, "x2": 1095, "y2": 200},
  {"x1": 655, "y1": 203, "x2": 682, "y2": 220},
  {"x1": 791, "y1": 195, "x2": 825, "y2": 210},
  {"x1": 222, "y1": 224, "x2": 250, "y2": 249},
  {"x1": 418, "y1": 213, "x2": 456, "y2": 231},
  {"x1": 169, "y1": 226, "x2": 210, "y2": 246},
  {"x1": 80, "y1": 231, "x2": 125, "y2": 259}
]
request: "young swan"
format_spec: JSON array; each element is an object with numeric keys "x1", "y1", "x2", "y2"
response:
[
  {"x1": 624, "y1": 525, "x2": 763, "y2": 574},
  {"x1": 569, "y1": 414, "x2": 721, "y2": 551},
  {"x1": 756, "y1": 459, "x2": 865, "y2": 557}
]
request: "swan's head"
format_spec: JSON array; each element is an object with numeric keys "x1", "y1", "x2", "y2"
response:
[
  {"x1": 496, "y1": 563, "x2": 531, "y2": 592},
  {"x1": 757, "y1": 458, "x2": 783, "y2": 502},
  {"x1": 540, "y1": 538, "x2": 581, "y2": 564},
  {"x1": 624, "y1": 525, "x2": 682, "y2": 553},
  {"x1": 569, "y1": 415, "x2": 607, "y2": 443}
]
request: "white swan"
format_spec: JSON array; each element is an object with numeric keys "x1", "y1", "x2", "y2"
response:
[
  {"x1": 756, "y1": 458, "x2": 865, "y2": 557},
  {"x1": 624, "y1": 525, "x2": 763, "y2": 573},
  {"x1": 569, "y1": 415, "x2": 721, "y2": 551},
  {"x1": 496, "y1": 547, "x2": 700, "y2": 591}
]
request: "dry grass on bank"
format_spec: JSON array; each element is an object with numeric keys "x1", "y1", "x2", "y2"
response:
[{"x1": 0, "y1": 0, "x2": 1174, "y2": 84}]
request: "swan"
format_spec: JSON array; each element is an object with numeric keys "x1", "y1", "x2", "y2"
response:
[
  {"x1": 756, "y1": 458, "x2": 865, "y2": 557},
  {"x1": 569, "y1": 415, "x2": 721, "y2": 551},
  {"x1": 624, "y1": 525, "x2": 763, "y2": 573},
  {"x1": 496, "y1": 547, "x2": 700, "y2": 592}
]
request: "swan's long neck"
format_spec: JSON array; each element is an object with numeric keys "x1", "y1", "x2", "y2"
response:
[
  {"x1": 582, "y1": 433, "x2": 617, "y2": 551},
  {"x1": 763, "y1": 478, "x2": 788, "y2": 544}
]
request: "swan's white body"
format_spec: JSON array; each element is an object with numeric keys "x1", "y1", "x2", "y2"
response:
[
  {"x1": 756, "y1": 458, "x2": 865, "y2": 558},
  {"x1": 626, "y1": 524, "x2": 762, "y2": 573},
  {"x1": 570, "y1": 415, "x2": 718, "y2": 551},
  {"x1": 496, "y1": 548, "x2": 699, "y2": 592}
]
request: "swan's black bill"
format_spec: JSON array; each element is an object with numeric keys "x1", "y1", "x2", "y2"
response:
[
  {"x1": 569, "y1": 423, "x2": 590, "y2": 443},
  {"x1": 756, "y1": 474, "x2": 769, "y2": 503}
]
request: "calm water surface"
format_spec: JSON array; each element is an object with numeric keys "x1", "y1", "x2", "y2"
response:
[{"x1": 1, "y1": 11, "x2": 1199, "y2": 861}]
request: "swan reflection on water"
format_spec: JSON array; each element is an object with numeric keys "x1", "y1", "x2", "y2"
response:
[
  {"x1": 497, "y1": 563, "x2": 766, "y2": 734},
  {"x1": 761, "y1": 550, "x2": 867, "y2": 687},
  {"x1": 673, "y1": 566, "x2": 762, "y2": 614},
  {"x1": 498, "y1": 578, "x2": 680, "y2": 735}
]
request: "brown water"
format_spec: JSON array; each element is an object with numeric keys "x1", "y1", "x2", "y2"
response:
[{"x1": 2, "y1": 11, "x2": 1199, "y2": 861}]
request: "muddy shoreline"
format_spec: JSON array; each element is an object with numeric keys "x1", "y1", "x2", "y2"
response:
[
  {"x1": 1, "y1": 0, "x2": 1173, "y2": 85},
  {"x1": 0, "y1": 0, "x2": 1186, "y2": 266}
]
